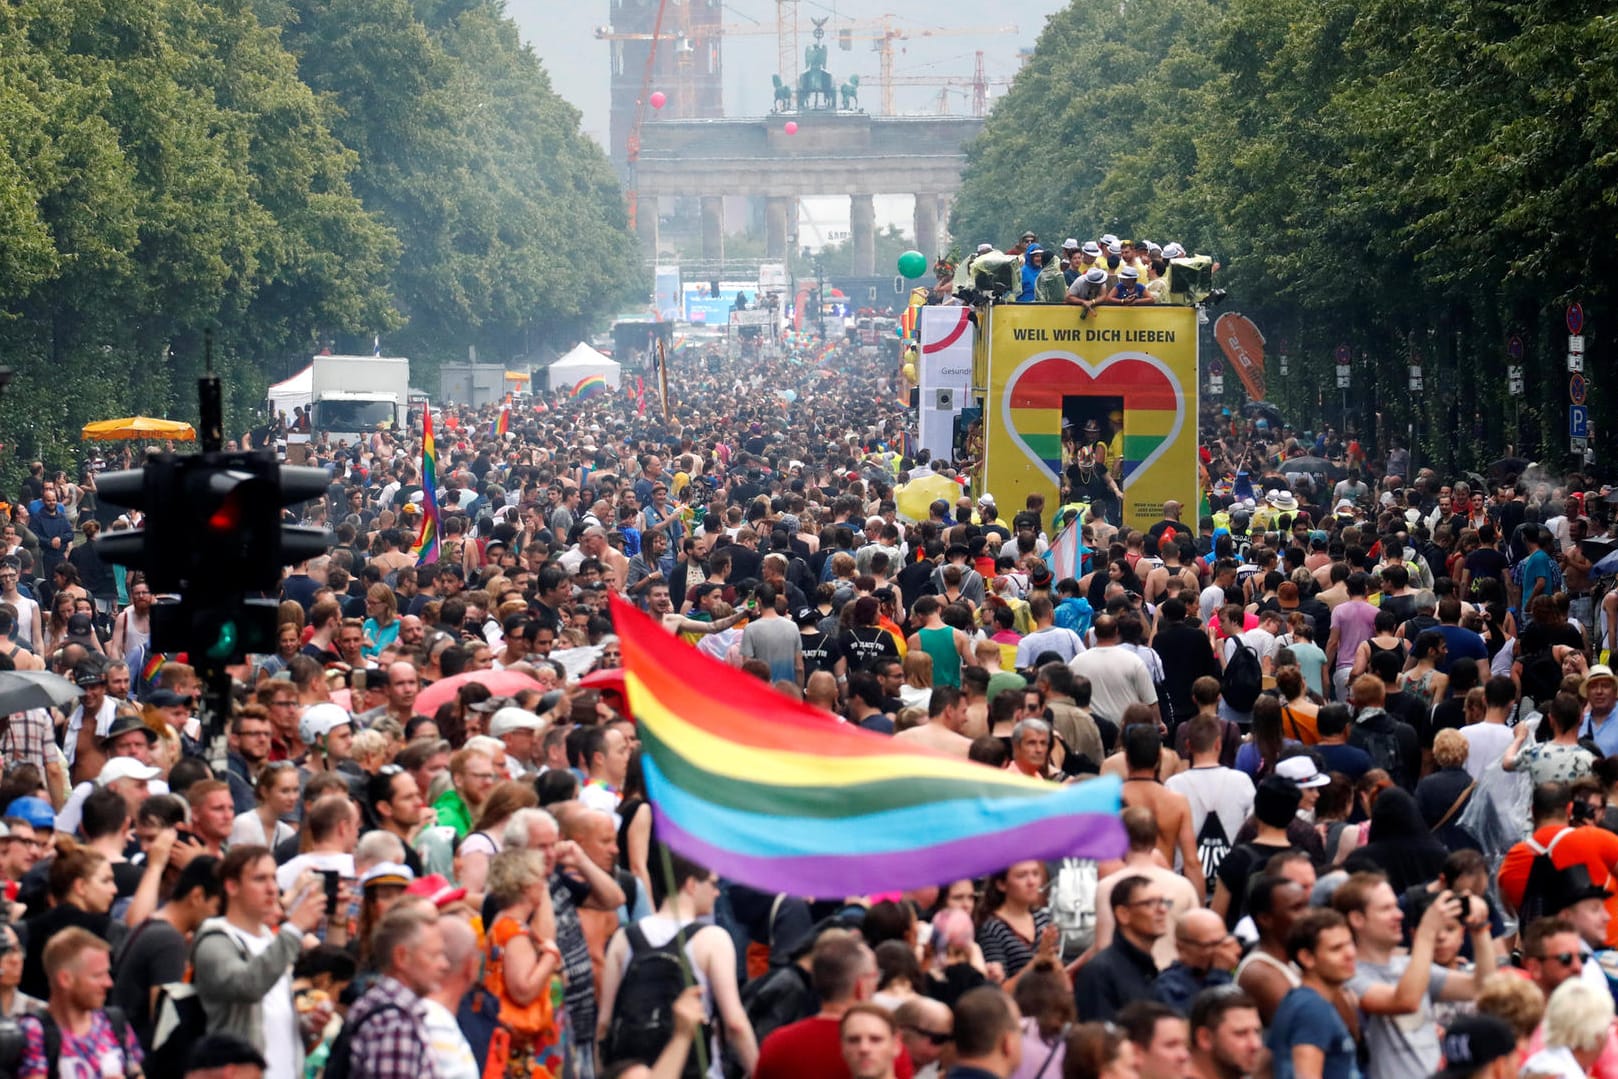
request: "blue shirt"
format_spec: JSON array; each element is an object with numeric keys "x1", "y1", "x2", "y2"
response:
[
  {"x1": 1267, "y1": 986, "x2": 1360, "y2": 1079},
  {"x1": 1522, "y1": 549, "x2": 1555, "y2": 596},
  {"x1": 1583, "y1": 707, "x2": 1618, "y2": 758}
]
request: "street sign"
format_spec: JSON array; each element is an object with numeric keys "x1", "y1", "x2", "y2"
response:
[
  {"x1": 1570, "y1": 405, "x2": 1590, "y2": 439},
  {"x1": 1208, "y1": 358, "x2": 1225, "y2": 377},
  {"x1": 1209, "y1": 376, "x2": 1224, "y2": 393},
  {"x1": 1336, "y1": 372, "x2": 1351, "y2": 389},
  {"x1": 1573, "y1": 437, "x2": 1590, "y2": 453},
  {"x1": 1507, "y1": 365, "x2": 1523, "y2": 380},
  {"x1": 1568, "y1": 303, "x2": 1585, "y2": 335},
  {"x1": 1507, "y1": 335, "x2": 1524, "y2": 360},
  {"x1": 1569, "y1": 353, "x2": 1584, "y2": 373},
  {"x1": 1334, "y1": 344, "x2": 1352, "y2": 364},
  {"x1": 1408, "y1": 365, "x2": 1423, "y2": 392},
  {"x1": 1509, "y1": 381, "x2": 1525, "y2": 394},
  {"x1": 1568, "y1": 334, "x2": 1585, "y2": 354},
  {"x1": 1571, "y1": 372, "x2": 1588, "y2": 405}
]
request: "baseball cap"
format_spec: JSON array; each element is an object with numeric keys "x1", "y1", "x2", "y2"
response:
[
  {"x1": 1432, "y1": 1015, "x2": 1516, "y2": 1079},
  {"x1": 405, "y1": 873, "x2": 469, "y2": 909},
  {"x1": 4, "y1": 796, "x2": 54, "y2": 830},
  {"x1": 360, "y1": 862, "x2": 415, "y2": 890},
  {"x1": 489, "y1": 706, "x2": 545, "y2": 737},
  {"x1": 792, "y1": 607, "x2": 820, "y2": 627},
  {"x1": 65, "y1": 614, "x2": 95, "y2": 640},
  {"x1": 1274, "y1": 756, "x2": 1329, "y2": 789},
  {"x1": 144, "y1": 689, "x2": 188, "y2": 709},
  {"x1": 298, "y1": 703, "x2": 351, "y2": 745},
  {"x1": 98, "y1": 758, "x2": 161, "y2": 786}
]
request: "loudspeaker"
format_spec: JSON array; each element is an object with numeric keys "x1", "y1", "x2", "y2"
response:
[{"x1": 935, "y1": 388, "x2": 954, "y2": 410}]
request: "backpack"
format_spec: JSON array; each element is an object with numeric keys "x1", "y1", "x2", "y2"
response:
[
  {"x1": 0, "y1": 1007, "x2": 135, "y2": 1078},
  {"x1": 1357, "y1": 719, "x2": 1406, "y2": 788},
  {"x1": 1518, "y1": 827, "x2": 1577, "y2": 928},
  {"x1": 604, "y1": 922, "x2": 709, "y2": 1079},
  {"x1": 1196, "y1": 811, "x2": 1233, "y2": 880},
  {"x1": 321, "y1": 1001, "x2": 405, "y2": 1079},
  {"x1": 1221, "y1": 639, "x2": 1263, "y2": 713},
  {"x1": 1048, "y1": 858, "x2": 1099, "y2": 958},
  {"x1": 148, "y1": 927, "x2": 249, "y2": 1077}
]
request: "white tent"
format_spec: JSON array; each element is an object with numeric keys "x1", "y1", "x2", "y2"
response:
[
  {"x1": 546, "y1": 343, "x2": 620, "y2": 392},
  {"x1": 267, "y1": 364, "x2": 313, "y2": 418}
]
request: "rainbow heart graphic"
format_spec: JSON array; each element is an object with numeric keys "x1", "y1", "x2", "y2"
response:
[{"x1": 1001, "y1": 352, "x2": 1185, "y2": 488}]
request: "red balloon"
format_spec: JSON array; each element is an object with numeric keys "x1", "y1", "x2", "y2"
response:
[
  {"x1": 784, "y1": 121, "x2": 798, "y2": 135},
  {"x1": 649, "y1": 91, "x2": 666, "y2": 110}
]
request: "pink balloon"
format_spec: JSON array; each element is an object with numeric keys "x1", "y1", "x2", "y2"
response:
[
  {"x1": 784, "y1": 121, "x2": 798, "y2": 135},
  {"x1": 649, "y1": 91, "x2": 666, "y2": 110}
]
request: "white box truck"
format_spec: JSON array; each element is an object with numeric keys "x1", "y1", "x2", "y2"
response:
[{"x1": 310, "y1": 355, "x2": 410, "y2": 444}]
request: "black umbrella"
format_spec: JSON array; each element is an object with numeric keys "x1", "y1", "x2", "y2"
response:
[
  {"x1": 1280, "y1": 456, "x2": 1343, "y2": 481},
  {"x1": 0, "y1": 671, "x2": 81, "y2": 715},
  {"x1": 1487, "y1": 457, "x2": 1529, "y2": 479}
]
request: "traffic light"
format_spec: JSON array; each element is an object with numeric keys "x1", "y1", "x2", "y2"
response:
[{"x1": 96, "y1": 451, "x2": 335, "y2": 662}]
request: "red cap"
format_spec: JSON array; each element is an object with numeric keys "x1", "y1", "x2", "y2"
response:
[{"x1": 404, "y1": 874, "x2": 468, "y2": 909}]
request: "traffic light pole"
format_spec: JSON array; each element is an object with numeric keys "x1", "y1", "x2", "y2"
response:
[{"x1": 96, "y1": 349, "x2": 335, "y2": 753}]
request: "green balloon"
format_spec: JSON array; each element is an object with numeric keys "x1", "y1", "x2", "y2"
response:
[{"x1": 897, "y1": 250, "x2": 927, "y2": 278}]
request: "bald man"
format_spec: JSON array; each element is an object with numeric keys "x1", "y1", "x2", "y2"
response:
[
  {"x1": 358, "y1": 660, "x2": 420, "y2": 727},
  {"x1": 893, "y1": 997, "x2": 953, "y2": 1079},
  {"x1": 805, "y1": 671, "x2": 840, "y2": 716},
  {"x1": 424, "y1": 916, "x2": 482, "y2": 1078},
  {"x1": 1150, "y1": 908, "x2": 1240, "y2": 1013}
]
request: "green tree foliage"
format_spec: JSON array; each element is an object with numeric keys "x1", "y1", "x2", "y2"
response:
[
  {"x1": 0, "y1": 0, "x2": 631, "y2": 482},
  {"x1": 951, "y1": 0, "x2": 1618, "y2": 471}
]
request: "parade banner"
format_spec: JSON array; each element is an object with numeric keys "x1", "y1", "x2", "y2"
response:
[
  {"x1": 917, "y1": 306, "x2": 973, "y2": 464},
  {"x1": 981, "y1": 305, "x2": 1198, "y2": 532},
  {"x1": 1214, "y1": 312, "x2": 1267, "y2": 402}
]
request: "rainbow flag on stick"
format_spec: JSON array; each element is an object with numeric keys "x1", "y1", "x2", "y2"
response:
[
  {"x1": 572, "y1": 374, "x2": 608, "y2": 400},
  {"x1": 489, "y1": 403, "x2": 509, "y2": 438},
  {"x1": 612, "y1": 597, "x2": 1125, "y2": 895},
  {"x1": 412, "y1": 405, "x2": 441, "y2": 565}
]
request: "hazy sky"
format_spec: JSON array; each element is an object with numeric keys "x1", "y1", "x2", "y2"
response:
[{"x1": 512, "y1": 0, "x2": 1072, "y2": 148}]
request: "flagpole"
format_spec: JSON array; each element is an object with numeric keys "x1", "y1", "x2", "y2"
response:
[
  {"x1": 656, "y1": 840, "x2": 711, "y2": 1077},
  {"x1": 656, "y1": 338, "x2": 671, "y2": 422}
]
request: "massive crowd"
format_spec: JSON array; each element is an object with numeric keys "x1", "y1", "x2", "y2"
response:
[{"x1": 0, "y1": 298, "x2": 1611, "y2": 1079}]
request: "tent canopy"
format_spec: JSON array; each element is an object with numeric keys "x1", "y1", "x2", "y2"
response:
[
  {"x1": 268, "y1": 364, "x2": 313, "y2": 417},
  {"x1": 546, "y1": 343, "x2": 620, "y2": 391}
]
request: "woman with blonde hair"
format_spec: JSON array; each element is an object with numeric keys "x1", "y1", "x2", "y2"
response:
[
  {"x1": 898, "y1": 651, "x2": 934, "y2": 711},
  {"x1": 1522, "y1": 979, "x2": 1615, "y2": 1079},
  {"x1": 483, "y1": 847, "x2": 567, "y2": 1078}
]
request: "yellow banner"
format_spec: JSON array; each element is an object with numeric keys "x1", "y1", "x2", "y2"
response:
[{"x1": 979, "y1": 305, "x2": 1199, "y2": 533}]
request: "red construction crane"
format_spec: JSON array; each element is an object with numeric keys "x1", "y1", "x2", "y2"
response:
[{"x1": 624, "y1": 0, "x2": 670, "y2": 234}]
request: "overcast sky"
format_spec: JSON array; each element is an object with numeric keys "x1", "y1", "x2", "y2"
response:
[{"x1": 511, "y1": 0, "x2": 1072, "y2": 148}]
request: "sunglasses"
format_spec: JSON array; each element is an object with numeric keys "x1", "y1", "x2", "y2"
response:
[
  {"x1": 906, "y1": 1027, "x2": 952, "y2": 1045},
  {"x1": 1542, "y1": 951, "x2": 1581, "y2": 966}
]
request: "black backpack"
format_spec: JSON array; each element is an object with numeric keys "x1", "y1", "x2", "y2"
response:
[
  {"x1": 1221, "y1": 640, "x2": 1263, "y2": 713},
  {"x1": 604, "y1": 923, "x2": 709, "y2": 1079},
  {"x1": 322, "y1": 1001, "x2": 405, "y2": 1079},
  {"x1": 1517, "y1": 827, "x2": 1576, "y2": 928},
  {"x1": 1196, "y1": 811, "x2": 1233, "y2": 879},
  {"x1": 0, "y1": 1007, "x2": 134, "y2": 1078},
  {"x1": 1357, "y1": 719, "x2": 1406, "y2": 788}
]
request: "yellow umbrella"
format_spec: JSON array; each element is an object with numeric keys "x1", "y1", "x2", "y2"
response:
[
  {"x1": 894, "y1": 473, "x2": 963, "y2": 522},
  {"x1": 81, "y1": 417, "x2": 197, "y2": 442}
]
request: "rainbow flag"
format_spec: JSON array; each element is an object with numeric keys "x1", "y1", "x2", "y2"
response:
[
  {"x1": 572, "y1": 374, "x2": 608, "y2": 400},
  {"x1": 489, "y1": 405, "x2": 509, "y2": 438},
  {"x1": 613, "y1": 596, "x2": 1124, "y2": 895},
  {"x1": 412, "y1": 406, "x2": 441, "y2": 565}
]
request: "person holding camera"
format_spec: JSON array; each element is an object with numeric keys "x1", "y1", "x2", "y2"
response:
[{"x1": 1331, "y1": 872, "x2": 1495, "y2": 1079}]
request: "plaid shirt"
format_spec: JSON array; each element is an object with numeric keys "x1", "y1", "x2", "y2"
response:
[
  {"x1": 345, "y1": 974, "x2": 437, "y2": 1079},
  {"x1": 2, "y1": 708, "x2": 54, "y2": 776}
]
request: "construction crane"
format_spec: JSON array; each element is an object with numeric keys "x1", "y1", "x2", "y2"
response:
[
  {"x1": 885, "y1": 51, "x2": 1009, "y2": 116},
  {"x1": 600, "y1": 16, "x2": 1016, "y2": 117},
  {"x1": 621, "y1": 0, "x2": 670, "y2": 234}
]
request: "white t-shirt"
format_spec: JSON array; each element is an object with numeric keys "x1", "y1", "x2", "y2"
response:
[
  {"x1": 580, "y1": 780, "x2": 623, "y2": 828},
  {"x1": 1224, "y1": 628, "x2": 1278, "y2": 666},
  {"x1": 1165, "y1": 765, "x2": 1255, "y2": 847},
  {"x1": 229, "y1": 811, "x2": 296, "y2": 851},
  {"x1": 223, "y1": 922, "x2": 299, "y2": 1079},
  {"x1": 10, "y1": 596, "x2": 37, "y2": 647},
  {"x1": 275, "y1": 850, "x2": 354, "y2": 892},
  {"x1": 1460, "y1": 723, "x2": 1514, "y2": 779}
]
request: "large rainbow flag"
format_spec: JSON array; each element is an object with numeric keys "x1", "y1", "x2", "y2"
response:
[
  {"x1": 572, "y1": 374, "x2": 608, "y2": 400},
  {"x1": 489, "y1": 404, "x2": 509, "y2": 438},
  {"x1": 612, "y1": 596, "x2": 1124, "y2": 895},
  {"x1": 412, "y1": 406, "x2": 441, "y2": 565}
]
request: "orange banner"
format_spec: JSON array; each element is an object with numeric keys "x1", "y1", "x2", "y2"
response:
[{"x1": 1214, "y1": 312, "x2": 1266, "y2": 401}]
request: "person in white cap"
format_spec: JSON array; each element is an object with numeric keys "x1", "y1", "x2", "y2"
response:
[
  {"x1": 299, "y1": 703, "x2": 359, "y2": 788},
  {"x1": 1104, "y1": 264, "x2": 1153, "y2": 306},
  {"x1": 1579, "y1": 665, "x2": 1618, "y2": 756},
  {"x1": 489, "y1": 705, "x2": 546, "y2": 778}
]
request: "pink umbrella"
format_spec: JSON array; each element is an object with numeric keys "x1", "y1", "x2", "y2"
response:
[{"x1": 413, "y1": 669, "x2": 544, "y2": 716}]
